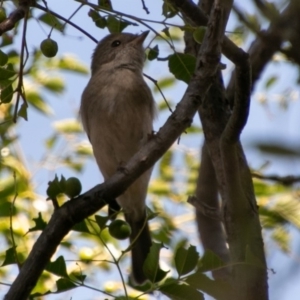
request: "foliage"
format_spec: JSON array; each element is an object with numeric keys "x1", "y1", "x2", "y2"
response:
[{"x1": 0, "y1": 0, "x2": 299, "y2": 299}]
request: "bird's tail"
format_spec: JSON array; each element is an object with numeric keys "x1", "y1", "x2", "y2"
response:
[{"x1": 125, "y1": 213, "x2": 152, "y2": 284}]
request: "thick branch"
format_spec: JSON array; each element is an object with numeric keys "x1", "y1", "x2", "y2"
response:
[
  {"x1": 169, "y1": 0, "x2": 248, "y2": 65},
  {"x1": 194, "y1": 142, "x2": 230, "y2": 278},
  {"x1": 194, "y1": 2, "x2": 268, "y2": 299},
  {"x1": 220, "y1": 38, "x2": 268, "y2": 300},
  {"x1": 0, "y1": 2, "x2": 28, "y2": 35},
  {"x1": 223, "y1": 57, "x2": 251, "y2": 143},
  {"x1": 183, "y1": 0, "x2": 230, "y2": 280},
  {"x1": 227, "y1": 0, "x2": 300, "y2": 104},
  {"x1": 252, "y1": 173, "x2": 300, "y2": 186},
  {"x1": 5, "y1": 3, "x2": 230, "y2": 299}
]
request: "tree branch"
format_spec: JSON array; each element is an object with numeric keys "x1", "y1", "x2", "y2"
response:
[
  {"x1": 5, "y1": 2, "x2": 230, "y2": 299},
  {"x1": 193, "y1": 142, "x2": 230, "y2": 278},
  {"x1": 169, "y1": 0, "x2": 248, "y2": 65},
  {"x1": 34, "y1": 3, "x2": 98, "y2": 43},
  {"x1": 223, "y1": 57, "x2": 251, "y2": 143},
  {"x1": 252, "y1": 173, "x2": 300, "y2": 186},
  {"x1": 226, "y1": 0, "x2": 300, "y2": 104},
  {"x1": 190, "y1": 0, "x2": 268, "y2": 298},
  {"x1": 0, "y1": 1, "x2": 29, "y2": 35},
  {"x1": 219, "y1": 31, "x2": 268, "y2": 300},
  {"x1": 183, "y1": 0, "x2": 230, "y2": 280}
]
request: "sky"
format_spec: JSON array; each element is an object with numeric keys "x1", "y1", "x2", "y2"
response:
[{"x1": 1, "y1": 0, "x2": 300, "y2": 299}]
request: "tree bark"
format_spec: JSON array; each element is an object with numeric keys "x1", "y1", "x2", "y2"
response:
[{"x1": 175, "y1": 0, "x2": 269, "y2": 298}]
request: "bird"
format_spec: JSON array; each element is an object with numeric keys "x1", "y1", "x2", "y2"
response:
[{"x1": 80, "y1": 31, "x2": 155, "y2": 284}]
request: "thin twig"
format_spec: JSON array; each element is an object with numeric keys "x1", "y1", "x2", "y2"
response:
[
  {"x1": 233, "y1": 5, "x2": 263, "y2": 37},
  {"x1": 87, "y1": 218, "x2": 128, "y2": 299},
  {"x1": 9, "y1": 173, "x2": 21, "y2": 270},
  {"x1": 83, "y1": 0, "x2": 176, "y2": 50},
  {"x1": 72, "y1": 282, "x2": 115, "y2": 297},
  {"x1": 0, "y1": 6, "x2": 26, "y2": 35},
  {"x1": 13, "y1": 7, "x2": 29, "y2": 122},
  {"x1": 252, "y1": 172, "x2": 300, "y2": 186},
  {"x1": 34, "y1": 3, "x2": 98, "y2": 43},
  {"x1": 0, "y1": 282, "x2": 12, "y2": 287},
  {"x1": 143, "y1": 73, "x2": 173, "y2": 113},
  {"x1": 141, "y1": 0, "x2": 150, "y2": 14},
  {"x1": 63, "y1": 3, "x2": 84, "y2": 30}
]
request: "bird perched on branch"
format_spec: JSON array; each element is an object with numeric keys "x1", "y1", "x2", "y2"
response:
[{"x1": 80, "y1": 31, "x2": 155, "y2": 284}]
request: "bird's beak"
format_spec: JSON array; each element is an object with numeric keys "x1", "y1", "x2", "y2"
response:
[{"x1": 133, "y1": 30, "x2": 150, "y2": 46}]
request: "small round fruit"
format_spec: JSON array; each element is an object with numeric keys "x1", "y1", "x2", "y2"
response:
[
  {"x1": 0, "y1": 8, "x2": 7, "y2": 23},
  {"x1": 0, "y1": 49, "x2": 8, "y2": 66},
  {"x1": 109, "y1": 220, "x2": 132, "y2": 240},
  {"x1": 64, "y1": 177, "x2": 82, "y2": 198},
  {"x1": 40, "y1": 38, "x2": 58, "y2": 58}
]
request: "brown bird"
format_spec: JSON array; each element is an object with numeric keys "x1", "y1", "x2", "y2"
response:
[{"x1": 80, "y1": 31, "x2": 155, "y2": 284}]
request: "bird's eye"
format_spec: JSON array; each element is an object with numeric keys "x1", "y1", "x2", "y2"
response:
[{"x1": 111, "y1": 40, "x2": 121, "y2": 47}]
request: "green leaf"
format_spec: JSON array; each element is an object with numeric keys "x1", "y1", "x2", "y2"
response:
[
  {"x1": 72, "y1": 220, "x2": 90, "y2": 233},
  {"x1": 162, "y1": 27, "x2": 171, "y2": 38},
  {"x1": 75, "y1": 143, "x2": 93, "y2": 156},
  {"x1": 95, "y1": 215, "x2": 109, "y2": 230},
  {"x1": 0, "y1": 33, "x2": 13, "y2": 47},
  {"x1": 175, "y1": 245, "x2": 199, "y2": 276},
  {"x1": 271, "y1": 227, "x2": 290, "y2": 253},
  {"x1": 45, "y1": 256, "x2": 69, "y2": 278},
  {"x1": 63, "y1": 158, "x2": 84, "y2": 172},
  {"x1": 162, "y1": 2, "x2": 178, "y2": 18},
  {"x1": 98, "y1": 0, "x2": 112, "y2": 9},
  {"x1": 0, "y1": 200, "x2": 12, "y2": 217},
  {"x1": 261, "y1": 196, "x2": 300, "y2": 231},
  {"x1": 28, "y1": 212, "x2": 47, "y2": 232},
  {"x1": 46, "y1": 174, "x2": 65, "y2": 201},
  {"x1": 264, "y1": 1, "x2": 280, "y2": 19},
  {"x1": 146, "y1": 206, "x2": 158, "y2": 221},
  {"x1": 259, "y1": 205, "x2": 287, "y2": 227},
  {"x1": 1, "y1": 247, "x2": 17, "y2": 267},
  {"x1": 88, "y1": 9, "x2": 107, "y2": 29},
  {"x1": 265, "y1": 75, "x2": 277, "y2": 88},
  {"x1": 186, "y1": 125, "x2": 202, "y2": 134},
  {"x1": 71, "y1": 271, "x2": 86, "y2": 283},
  {"x1": 186, "y1": 272, "x2": 233, "y2": 299},
  {"x1": 143, "y1": 242, "x2": 168, "y2": 283},
  {"x1": 255, "y1": 142, "x2": 300, "y2": 157},
  {"x1": 148, "y1": 45, "x2": 159, "y2": 61},
  {"x1": 168, "y1": 53, "x2": 196, "y2": 84},
  {"x1": 45, "y1": 134, "x2": 58, "y2": 149},
  {"x1": 0, "y1": 49, "x2": 9, "y2": 66},
  {"x1": 159, "y1": 150, "x2": 174, "y2": 181},
  {"x1": 157, "y1": 99, "x2": 173, "y2": 111},
  {"x1": 193, "y1": 27, "x2": 206, "y2": 44},
  {"x1": 0, "y1": 65, "x2": 15, "y2": 80},
  {"x1": 53, "y1": 119, "x2": 82, "y2": 134},
  {"x1": 55, "y1": 278, "x2": 78, "y2": 292},
  {"x1": 106, "y1": 15, "x2": 129, "y2": 33},
  {"x1": 41, "y1": 77, "x2": 64, "y2": 93},
  {"x1": 198, "y1": 250, "x2": 224, "y2": 273},
  {"x1": 245, "y1": 13, "x2": 261, "y2": 32},
  {"x1": 30, "y1": 291, "x2": 52, "y2": 298},
  {"x1": 159, "y1": 281, "x2": 204, "y2": 300},
  {"x1": 58, "y1": 56, "x2": 89, "y2": 74},
  {"x1": 154, "y1": 77, "x2": 176, "y2": 92},
  {"x1": 18, "y1": 103, "x2": 28, "y2": 121},
  {"x1": 0, "y1": 81, "x2": 13, "y2": 103},
  {"x1": 26, "y1": 90, "x2": 53, "y2": 115},
  {"x1": 38, "y1": 12, "x2": 64, "y2": 32}
]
